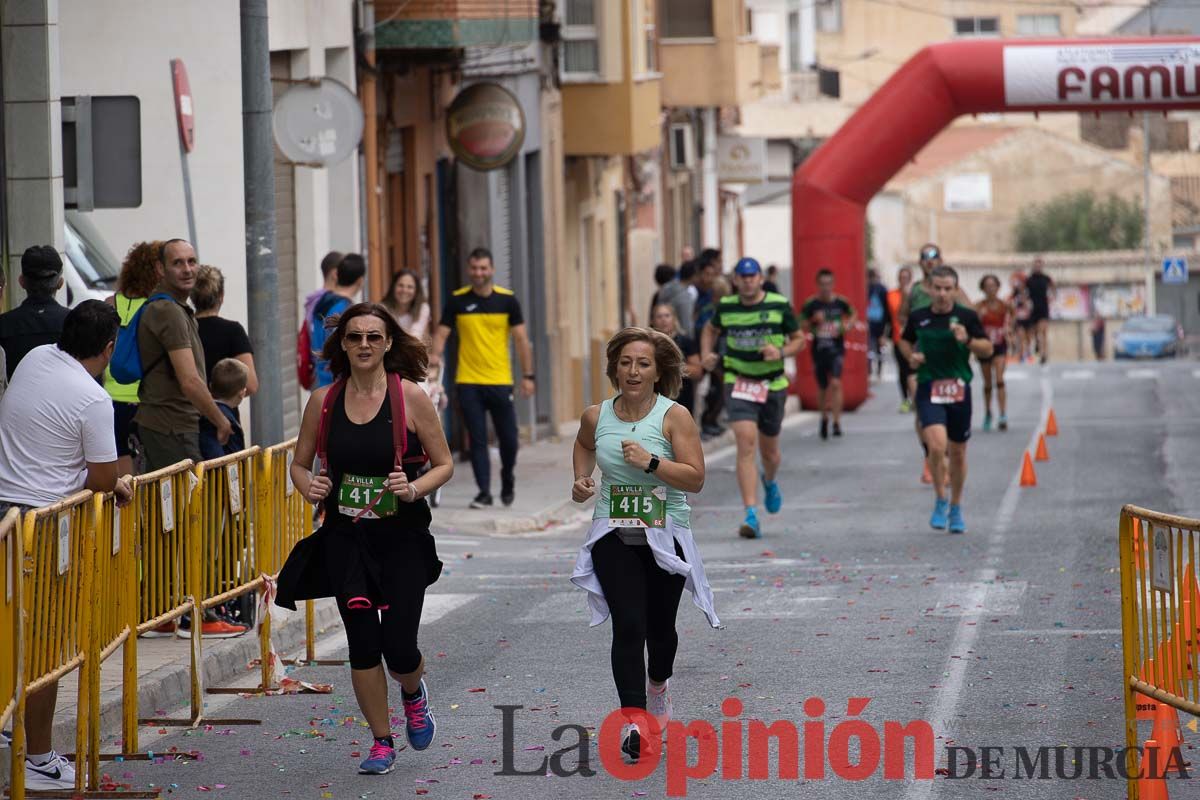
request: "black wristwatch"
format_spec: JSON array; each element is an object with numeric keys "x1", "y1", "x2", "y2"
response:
[
  {"x1": 645, "y1": 454, "x2": 661, "y2": 474},
  {"x1": 524, "y1": 373, "x2": 536, "y2": 381}
]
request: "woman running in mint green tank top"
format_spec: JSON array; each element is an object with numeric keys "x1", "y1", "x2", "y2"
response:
[{"x1": 569, "y1": 327, "x2": 721, "y2": 764}]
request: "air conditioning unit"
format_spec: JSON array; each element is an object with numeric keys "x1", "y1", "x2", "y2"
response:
[{"x1": 669, "y1": 123, "x2": 695, "y2": 170}]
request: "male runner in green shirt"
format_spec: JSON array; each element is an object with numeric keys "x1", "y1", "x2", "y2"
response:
[{"x1": 898, "y1": 266, "x2": 993, "y2": 534}]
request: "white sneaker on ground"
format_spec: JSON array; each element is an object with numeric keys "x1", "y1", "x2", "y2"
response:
[
  {"x1": 25, "y1": 751, "x2": 75, "y2": 789},
  {"x1": 647, "y1": 679, "x2": 672, "y2": 730}
]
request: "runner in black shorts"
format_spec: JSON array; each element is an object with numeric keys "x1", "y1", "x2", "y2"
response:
[
  {"x1": 1025, "y1": 257, "x2": 1055, "y2": 364},
  {"x1": 800, "y1": 269, "x2": 856, "y2": 440},
  {"x1": 700, "y1": 258, "x2": 805, "y2": 539},
  {"x1": 899, "y1": 266, "x2": 993, "y2": 535}
]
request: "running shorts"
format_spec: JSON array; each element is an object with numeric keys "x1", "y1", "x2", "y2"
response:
[
  {"x1": 915, "y1": 381, "x2": 972, "y2": 443},
  {"x1": 724, "y1": 385, "x2": 788, "y2": 437},
  {"x1": 813, "y1": 348, "x2": 844, "y2": 389}
]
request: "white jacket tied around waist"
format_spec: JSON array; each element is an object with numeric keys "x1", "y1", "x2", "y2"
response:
[{"x1": 571, "y1": 516, "x2": 723, "y2": 630}]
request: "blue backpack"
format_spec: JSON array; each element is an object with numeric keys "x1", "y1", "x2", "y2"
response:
[
  {"x1": 867, "y1": 291, "x2": 885, "y2": 324},
  {"x1": 109, "y1": 293, "x2": 175, "y2": 384}
]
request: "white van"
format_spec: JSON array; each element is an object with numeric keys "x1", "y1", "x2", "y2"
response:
[{"x1": 62, "y1": 210, "x2": 120, "y2": 307}]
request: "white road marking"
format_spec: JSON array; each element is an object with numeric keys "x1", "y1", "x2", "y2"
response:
[
  {"x1": 991, "y1": 628, "x2": 1121, "y2": 636},
  {"x1": 902, "y1": 375, "x2": 1051, "y2": 800},
  {"x1": 925, "y1": 580, "x2": 1027, "y2": 617},
  {"x1": 1127, "y1": 368, "x2": 1158, "y2": 379},
  {"x1": 1061, "y1": 369, "x2": 1094, "y2": 380},
  {"x1": 1004, "y1": 370, "x2": 1029, "y2": 381}
]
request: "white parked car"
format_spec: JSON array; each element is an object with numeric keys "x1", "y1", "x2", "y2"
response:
[{"x1": 61, "y1": 210, "x2": 120, "y2": 307}]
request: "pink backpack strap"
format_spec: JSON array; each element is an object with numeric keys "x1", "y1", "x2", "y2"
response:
[
  {"x1": 315, "y1": 378, "x2": 346, "y2": 469},
  {"x1": 388, "y1": 372, "x2": 407, "y2": 466},
  {"x1": 390, "y1": 373, "x2": 429, "y2": 467}
]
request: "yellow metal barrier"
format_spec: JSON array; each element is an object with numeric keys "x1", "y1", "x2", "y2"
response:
[
  {"x1": 1, "y1": 508, "x2": 23, "y2": 798},
  {"x1": 191, "y1": 447, "x2": 272, "y2": 693},
  {"x1": 15, "y1": 492, "x2": 98, "y2": 797},
  {"x1": 82, "y1": 491, "x2": 151, "y2": 793},
  {"x1": 1120, "y1": 504, "x2": 1200, "y2": 799},
  {"x1": 262, "y1": 440, "x2": 318, "y2": 665},
  {"x1": 128, "y1": 460, "x2": 203, "y2": 738}
]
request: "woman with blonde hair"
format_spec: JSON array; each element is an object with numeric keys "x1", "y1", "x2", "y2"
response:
[
  {"x1": 191, "y1": 265, "x2": 259, "y2": 396},
  {"x1": 570, "y1": 327, "x2": 720, "y2": 764}
]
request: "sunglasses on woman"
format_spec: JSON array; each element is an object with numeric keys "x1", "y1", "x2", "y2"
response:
[{"x1": 344, "y1": 331, "x2": 387, "y2": 346}]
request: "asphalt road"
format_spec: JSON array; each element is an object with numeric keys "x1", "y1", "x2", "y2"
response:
[{"x1": 103, "y1": 358, "x2": 1200, "y2": 799}]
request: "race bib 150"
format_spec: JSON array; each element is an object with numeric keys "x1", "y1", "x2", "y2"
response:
[{"x1": 731, "y1": 375, "x2": 770, "y2": 404}]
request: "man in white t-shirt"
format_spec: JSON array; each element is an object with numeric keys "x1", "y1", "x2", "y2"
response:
[{"x1": 0, "y1": 299, "x2": 131, "y2": 790}]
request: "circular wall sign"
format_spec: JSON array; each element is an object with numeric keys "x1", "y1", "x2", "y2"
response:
[
  {"x1": 445, "y1": 82, "x2": 526, "y2": 171},
  {"x1": 273, "y1": 78, "x2": 364, "y2": 167}
]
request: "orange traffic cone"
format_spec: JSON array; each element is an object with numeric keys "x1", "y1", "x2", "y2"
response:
[
  {"x1": 1139, "y1": 739, "x2": 1170, "y2": 800},
  {"x1": 1035, "y1": 433, "x2": 1050, "y2": 462},
  {"x1": 1019, "y1": 451, "x2": 1037, "y2": 487},
  {"x1": 1046, "y1": 408, "x2": 1059, "y2": 436},
  {"x1": 1153, "y1": 699, "x2": 1189, "y2": 775}
]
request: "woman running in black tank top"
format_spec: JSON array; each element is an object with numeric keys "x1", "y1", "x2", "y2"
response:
[{"x1": 276, "y1": 303, "x2": 453, "y2": 778}]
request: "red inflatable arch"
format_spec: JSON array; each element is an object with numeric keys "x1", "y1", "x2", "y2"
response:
[{"x1": 792, "y1": 37, "x2": 1200, "y2": 410}]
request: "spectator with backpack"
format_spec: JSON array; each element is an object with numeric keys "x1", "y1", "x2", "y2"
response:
[
  {"x1": 125, "y1": 238, "x2": 231, "y2": 469},
  {"x1": 298, "y1": 251, "x2": 344, "y2": 390},
  {"x1": 104, "y1": 240, "x2": 161, "y2": 476},
  {"x1": 309, "y1": 253, "x2": 366, "y2": 388}
]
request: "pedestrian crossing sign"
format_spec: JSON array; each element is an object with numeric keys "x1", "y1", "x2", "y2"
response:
[{"x1": 1162, "y1": 257, "x2": 1188, "y2": 285}]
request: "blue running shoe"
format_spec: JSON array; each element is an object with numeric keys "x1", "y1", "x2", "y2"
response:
[
  {"x1": 403, "y1": 679, "x2": 437, "y2": 751},
  {"x1": 930, "y1": 498, "x2": 949, "y2": 530},
  {"x1": 738, "y1": 507, "x2": 762, "y2": 539},
  {"x1": 762, "y1": 476, "x2": 782, "y2": 514},
  {"x1": 358, "y1": 737, "x2": 396, "y2": 774},
  {"x1": 948, "y1": 505, "x2": 966, "y2": 534}
]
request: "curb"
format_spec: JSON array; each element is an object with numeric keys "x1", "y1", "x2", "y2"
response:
[{"x1": 0, "y1": 597, "x2": 342, "y2": 781}]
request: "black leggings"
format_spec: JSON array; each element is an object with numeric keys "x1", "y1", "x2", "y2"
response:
[
  {"x1": 339, "y1": 592, "x2": 426, "y2": 673},
  {"x1": 895, "y1": 344, "x2": 913, "y2": 401},
  {"x1": 336, "y1": 534, "x2": 432, "y2": 674},
  {"x1": 591, "y1": 532, "x2": 687, "y2": 710}
]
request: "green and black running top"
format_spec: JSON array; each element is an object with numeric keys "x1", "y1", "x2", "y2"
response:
[
  {"x1": 710, "y1": 292, "x2": 800, "y2": 392},
  {"x1": 799, "y1": 295, "x2": 854, "y2": 354},
  {"x1": 901, "y1": 304, "x2": 987, "y2": 384}
]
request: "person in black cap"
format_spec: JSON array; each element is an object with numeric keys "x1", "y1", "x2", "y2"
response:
[{"x1": 0, "y1": 245, "x2": 70, "y2": 381}]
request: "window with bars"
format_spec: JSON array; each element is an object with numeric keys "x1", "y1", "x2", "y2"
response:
[
  {"x1": 953, "y1": 16, "x2": 1000, "y2": 36},
  {"x1": 1016, "y1": 13, "x2": 1061, "y2": 34},
  {"x1": 816, "y1": 0, "x2": 842, "y2": 33},
  {"x1": 662, "y1": 0, "x2": 714, "y2": 39},
  {"x1": 563, "y1": 0, "x2": 600, "y2": 77},
  {"x1": 633, "y1": 0, "x2": 657, "y2": 74}
]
